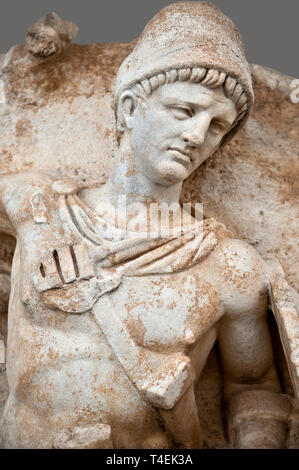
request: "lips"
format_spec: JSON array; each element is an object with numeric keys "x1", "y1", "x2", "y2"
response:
[{"x1": 168, "y1": 147, "x2": 192, "y2": 163}]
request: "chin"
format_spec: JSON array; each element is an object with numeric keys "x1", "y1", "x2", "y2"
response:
[{"x1": 155, "y1": 161, "x2": 190, "y2": 185}]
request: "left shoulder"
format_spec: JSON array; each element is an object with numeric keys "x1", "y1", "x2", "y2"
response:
[
  {"x1": 209, "y1": 238, "x2": 268, "y2": 316},
  {"x1": 215, "y1": 238, "x2": 265, "y2": 277}
]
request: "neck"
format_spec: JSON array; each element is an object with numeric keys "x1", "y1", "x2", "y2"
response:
[{"x1": 104, "y1": 133, "x2": 183, "y2": 207}]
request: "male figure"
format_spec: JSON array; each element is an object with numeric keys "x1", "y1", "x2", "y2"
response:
[{"x1": 0, "y1": 2, "x2": 293, "y2": 448}]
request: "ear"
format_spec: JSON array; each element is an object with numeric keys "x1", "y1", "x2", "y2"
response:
[{"x1": 118, "y1": 90, "x2": 138, "y2": 130}]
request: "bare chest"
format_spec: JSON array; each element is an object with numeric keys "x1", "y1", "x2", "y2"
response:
[{"x1": 103, "y1": 269, "x2": 223, "y2": 353}]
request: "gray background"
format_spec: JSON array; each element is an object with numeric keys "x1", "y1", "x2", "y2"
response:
[{"x1": 1, "y1": 0, "x2": 298, "y2": 77}]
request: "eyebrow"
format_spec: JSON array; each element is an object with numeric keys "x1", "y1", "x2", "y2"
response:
[
  {"x1": 161, "y1": 96, "x2": 212, "y2": 109},
  {"x1": 161, "y1": 96, "x2": 235, "y2": 124}
]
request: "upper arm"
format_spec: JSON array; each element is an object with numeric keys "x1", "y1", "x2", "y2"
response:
[
  {"x1": 218, "y1": 308, "x2": 275, "y2": 387},
  {"x1": 212, "y1": 239, "x2": 278, "y2": 388}
]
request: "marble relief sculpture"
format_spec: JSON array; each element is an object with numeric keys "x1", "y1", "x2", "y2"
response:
[{"x1": 0, "y1": 2, "x2": 298, "y2": 449}]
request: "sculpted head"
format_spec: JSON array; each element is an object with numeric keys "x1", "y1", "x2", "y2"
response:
[
  {"x1": 114, "y1": 2, "x2": 254, "y2": 186},
  {"x1": 116, "y1": 69, "x2": 246, "y2": 185}
]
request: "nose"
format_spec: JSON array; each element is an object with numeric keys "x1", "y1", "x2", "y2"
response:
[{"x1": 182, "y1": 115, "x2": 211, "y2": 147}]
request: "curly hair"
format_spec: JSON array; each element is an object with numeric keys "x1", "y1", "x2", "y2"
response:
[{"x1": 116, "y1": 67, "x2": 248, "y2": 133}]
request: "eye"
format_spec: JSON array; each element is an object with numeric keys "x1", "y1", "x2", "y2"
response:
[
  {"x1": 170, "y1": 106, "x2": 193, "y2": 119},
  {"x1": 209, "y1": 119, "x2": 227, "y2": 134}
]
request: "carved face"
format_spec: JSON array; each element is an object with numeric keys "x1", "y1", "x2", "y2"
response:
[{"x1": 127, "y1": 81, "x2": 238, "y2": 185}]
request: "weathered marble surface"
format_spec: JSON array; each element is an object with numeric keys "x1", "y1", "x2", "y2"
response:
[
  {"x1": 0, "y1": 43, "x2": 297, "y2": 307},
  {"x1": 0, "y1": 14, "x2": 298, "y2": 447}
]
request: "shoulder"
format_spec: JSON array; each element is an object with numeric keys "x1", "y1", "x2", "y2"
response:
[
  {"x1": 0, "y1": 172, "x2": 53, "y2": 226},
  {"x1": 0, "y1": 172, "x2": 79, "y2": 230},
  {"x1": 208, "y1": 237, "x2": 268, "y2": 318},
  {"x1": 200, "y1": 218, "x2": 265, "y2": 289},
  {"x1": 214, "y1": 238, "x2": 265, "y2": 280},
  {"x1": 0, "y1": 171, "x2": 54, "y2": 203}
]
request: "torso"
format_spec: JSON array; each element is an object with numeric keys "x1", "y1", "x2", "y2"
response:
[
  {"x1": 0, "y1": 178, "x2": 259, "y2": 448},
  {"x1": 2, "y1": 243, "x2": 224, "y2": 448}
]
